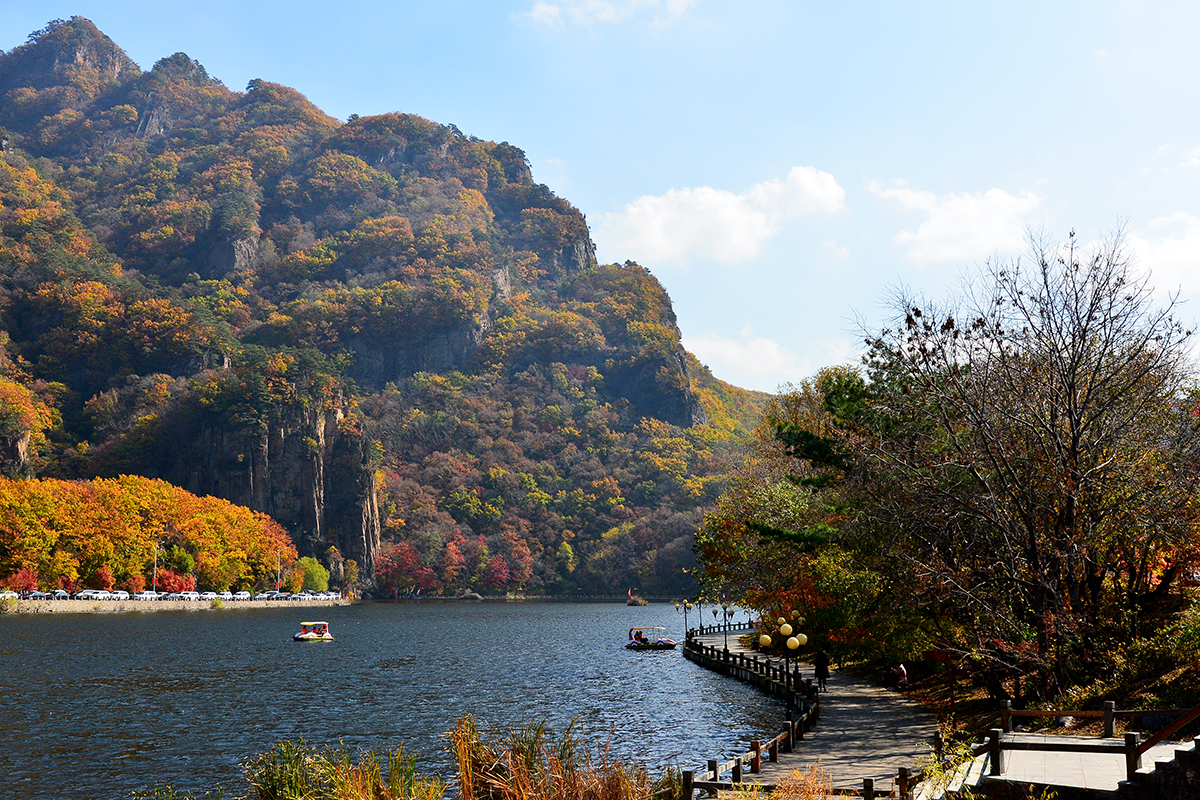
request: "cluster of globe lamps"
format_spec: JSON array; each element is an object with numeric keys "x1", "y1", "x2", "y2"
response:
[{"x1": 759, "y1": 609, "x2": 807, "y2": 652}]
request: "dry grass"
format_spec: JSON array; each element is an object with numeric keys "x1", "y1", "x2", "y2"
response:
[
  {"x1": 136, "y1": 718, "x2": 683, "y2": 800},
  {"x1": 449, "y1": 717, "x2": 679, "y2": 800},
  {"x1": 242, "y1": 739, "x2": 446, "y2": 800},
  {"x1": 770, "y1": 763, "x2": 834, "y2": 800},
  {"x1": 714, "y1": 764, "x2": 833, "y2": 800}
]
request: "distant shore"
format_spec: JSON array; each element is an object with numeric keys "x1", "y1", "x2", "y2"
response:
[{"x1": 10, "y1": 597, "x2": 351, "y2": 614}]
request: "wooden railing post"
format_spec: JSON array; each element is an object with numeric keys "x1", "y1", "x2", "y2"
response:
[
  {"x1": 769, "y1": 737, "x2": 778, "y2": 762},
  {"x1": 782, "y1": 720, "x2": 792, "y2": 753},
  {"x1": 988, "y1": 728, "x2": 1003, "y2": 776},
  {"x1": 682, "y1": 770, "x2": 694, "y2": 800},
  {"x1": 1001, "y1": 700, "x2": 1011, "y2": 732},
  {"x1": 732, "y1": 756, "x2": 743, "y2": 783},
  {"x1": 863, "y1": 777, "x2": 874, "y2": 799},
  {"x1": 751, "y1": 741, "x2": 761, "y2": 773},
  {"x1": 898, "y1": 767, "x2": 911, "y2": 800},
  {"x1": 707, "y1": 759, "x2": 718, "y2": 782},
  {"x1": 1104, "y1": 701, "x2": 1115, "y2": 738},
  {"x1": 1125, "y1": 732, "x2": 1141, "y2": 782}
]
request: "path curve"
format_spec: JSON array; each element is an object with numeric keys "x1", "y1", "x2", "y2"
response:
[{"x1": 689, "y1": 630, "x2": 939, "y2": 792}]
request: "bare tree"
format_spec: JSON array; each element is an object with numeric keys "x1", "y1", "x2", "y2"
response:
[{"x1": 848, "y1": 229, "x2": 1200, "y2": 694}]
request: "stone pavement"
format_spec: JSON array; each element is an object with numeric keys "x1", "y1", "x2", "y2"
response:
[
  {"x1": 989, "y1": 732, "x2": 1182, "y2": 793},
  {"x1": 689, "y1": 630, "x2": 939, "y2": 793}
]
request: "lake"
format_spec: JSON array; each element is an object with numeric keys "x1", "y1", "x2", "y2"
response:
[{"x1": 0, "y1": 601, "x2": 782, "y2": 800}]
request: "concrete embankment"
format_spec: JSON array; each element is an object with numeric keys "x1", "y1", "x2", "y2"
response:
[{"x1": 11, "y1": 598, "x2": 350, "y2": 614}]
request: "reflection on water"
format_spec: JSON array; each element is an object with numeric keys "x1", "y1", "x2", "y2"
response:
[{"x1": 0, "y1": 602, "x2": 781, "y2": 800}]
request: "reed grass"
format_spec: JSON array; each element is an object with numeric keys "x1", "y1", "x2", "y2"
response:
[
  {"x1": 132, "y1": 717, "x2": 681, "y2": 800},
  {"x1": 448, "y1": 716, "x2": 681, "y2": 800},
  {"x1": 719, "y1": 764, "x2": 831, "y2": 800},
  {"x1": 242, "y1": 739, "x2": 446, "y2": 800}
]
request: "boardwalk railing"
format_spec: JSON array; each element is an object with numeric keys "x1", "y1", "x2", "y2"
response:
[
  {"x1": 682, "y1": 635, "x2": 925, "y2": 799},
  {"x1": 976, "y1": 699, "x2": 1200, "y2": 783},
  {"x1": 684, "y1": 632, "x2": 1200, "y2": 797}
]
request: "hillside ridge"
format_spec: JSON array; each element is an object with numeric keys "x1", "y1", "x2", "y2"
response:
[{"x1": 0, "y1": 17, "x2": 769, "y2": 597}]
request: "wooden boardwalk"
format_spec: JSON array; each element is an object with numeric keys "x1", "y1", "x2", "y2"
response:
[
  {"x1": 686, "y1": 627, "x2": 1198, "y2": 798},
  {"x1": 686, "y1": 629, "x2": 938, "y2": 794}
]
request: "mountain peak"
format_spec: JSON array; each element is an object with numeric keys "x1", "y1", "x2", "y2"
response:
[{"x1": 0, "y1": 17, "x2": 139, "y2": 97}]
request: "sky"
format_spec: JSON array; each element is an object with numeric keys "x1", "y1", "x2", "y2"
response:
[{"x1": 6, "y1": 1, "x2": 1200, "y2": 393}]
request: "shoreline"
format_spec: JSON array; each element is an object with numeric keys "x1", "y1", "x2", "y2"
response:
[
  {"x1": 5, "y1": 595, "x2": 689, "y2": 613},
  {"x1": 9, "y1": 597, "x2": 351, "y2": 613}
]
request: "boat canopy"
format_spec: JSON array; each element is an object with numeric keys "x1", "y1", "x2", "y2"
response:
[{"x1": 629, "y1": 626, "x2": 666, "y2": 637}]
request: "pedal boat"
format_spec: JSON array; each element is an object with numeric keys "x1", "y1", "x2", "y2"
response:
[
  {"x1": 294, "y1": 621, "x2": 334, "y2": 641},
  {"x1": 626, "y1": 626, "x2": 677, "y2": 650}
]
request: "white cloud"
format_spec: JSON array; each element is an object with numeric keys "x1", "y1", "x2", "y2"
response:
[
  {"x1": 528, "y1": 2, "x2": 564, "y2": 26},
  {"x1": 525, "y1": 0, "x2": 695, "y2": 27},
  {"x1": 684, "y1": 328, "x2": 854, "y2": 392},
  {"x1": 685, "y1": 327, "x2": 806, "y2": 391},
  {"x1": 1142, "y1": 143, "x2": 1200, "y2": 173},
  {"x1": 820, "y1": 239, "x2": 850, "y2": 260},
  {"x1": 870, "y1": 180, "x2": 1042, "y2": 264},
  {"x1": 1176, "y1": 146, "x2": 1200, "y2": 170},
  {"x1": 1129, "y1": 212, "x2": 1200, "y2": 300},
  {"x1": 598, "y1": 166, "x2": 845, "y2": 265}
]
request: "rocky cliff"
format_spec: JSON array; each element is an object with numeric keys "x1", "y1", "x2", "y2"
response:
[{"x1": 0, "y1": 18, "x2": 760, "y2": 597}]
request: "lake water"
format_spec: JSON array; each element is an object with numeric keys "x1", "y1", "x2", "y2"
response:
[{"x1": 0, "y1": 602, "x2": 782, "y2": 800}]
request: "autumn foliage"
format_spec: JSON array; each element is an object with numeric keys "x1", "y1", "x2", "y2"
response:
[
  {"x1": 0, "y1": 475, "x2": 296, "y2": 591},
  {"x1": 0, "y1": 18, "x2": 769, "y2": 597}
]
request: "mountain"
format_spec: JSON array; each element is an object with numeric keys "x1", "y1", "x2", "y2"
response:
[{"x1": 0, "y1": 17, "x2": 768, "y2": 596}]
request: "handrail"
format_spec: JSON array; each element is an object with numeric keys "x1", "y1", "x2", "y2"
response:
[
  {"x1": 1000, "y1": 698, "x2": 1199, "y2": 741},
  {"x1": 1138, "y1": 702, "x2": 1200, "y2": 753},
  {"x1": 681, "y1": 641, "x2": 922, "y2": 800}
]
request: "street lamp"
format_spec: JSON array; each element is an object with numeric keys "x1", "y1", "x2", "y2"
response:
[
  {"x1": 152, "y1": 541, "x2": 162, "y2": 593},
  {"x1": 784, "y1": 610, "x2": 807, "y2": 691},
  {"x1": 721, "y1": 601, "x2": 730, "y2": 651},
  {"x1": 675, "y1": 600, "x2": 693, "y2": 640}
]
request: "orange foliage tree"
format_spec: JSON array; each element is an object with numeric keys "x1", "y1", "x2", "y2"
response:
[{"x1": 0, "y1": 475, "x2": 296, "y2": 591}]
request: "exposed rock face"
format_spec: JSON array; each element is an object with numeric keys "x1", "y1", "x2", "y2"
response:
[
  {"x1": 608, "y1": 343, "x2": 709, "y2": 428},
  {"x1": 208, "y1": 235, "x2": 259, "y2": 277},
  {"x1": 167, "y1": 400, "x2": 381, "y2": 580},
  {"x1": 134, "y1": 100, "x2": 175, "y2": 140},
  {"x1": 546, "y1": 236, "x2": 598, "y2": 279},
  {"x1": 0, "y1": 430, "x2": 32, "y2": 477},
  {"x1": 344, "y1": 324, "x2": 484, "y2": 390}
]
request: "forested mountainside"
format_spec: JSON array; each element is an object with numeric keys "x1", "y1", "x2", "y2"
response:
[{"x1": 0, "y1": 18, "x2": 768, "y2": 596}]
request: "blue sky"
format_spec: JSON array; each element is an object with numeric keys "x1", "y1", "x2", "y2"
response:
[{"x1": 6, "y1": 1, "x2": 1200, "y2": 392}]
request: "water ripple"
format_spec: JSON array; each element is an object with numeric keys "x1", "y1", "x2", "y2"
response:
[{"x1": 0, "y1": 603, "x2": 779, "y2": 800}]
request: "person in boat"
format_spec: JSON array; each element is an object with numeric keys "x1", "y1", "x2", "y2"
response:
[{"x1": 634, "y1": 630, "x2": 649, "y2": 644}]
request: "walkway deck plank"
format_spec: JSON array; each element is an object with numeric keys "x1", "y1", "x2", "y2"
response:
[{"x1": 688, "y1": 631, "x2": 938, "y2": 791}]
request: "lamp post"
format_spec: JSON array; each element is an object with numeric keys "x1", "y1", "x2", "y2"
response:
[
  {"x1": 152, "y1": 541, "x2": 161, "y2": 593},
  {"x1": 721, "y1": 602, "x2": 730, "y2": 651},
  {"x1": 675, "y1": 600, "x2": 693, "y2": 640},
  {"x1": 782, "y1": 610, "x2": 807, "y2": 691}
]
